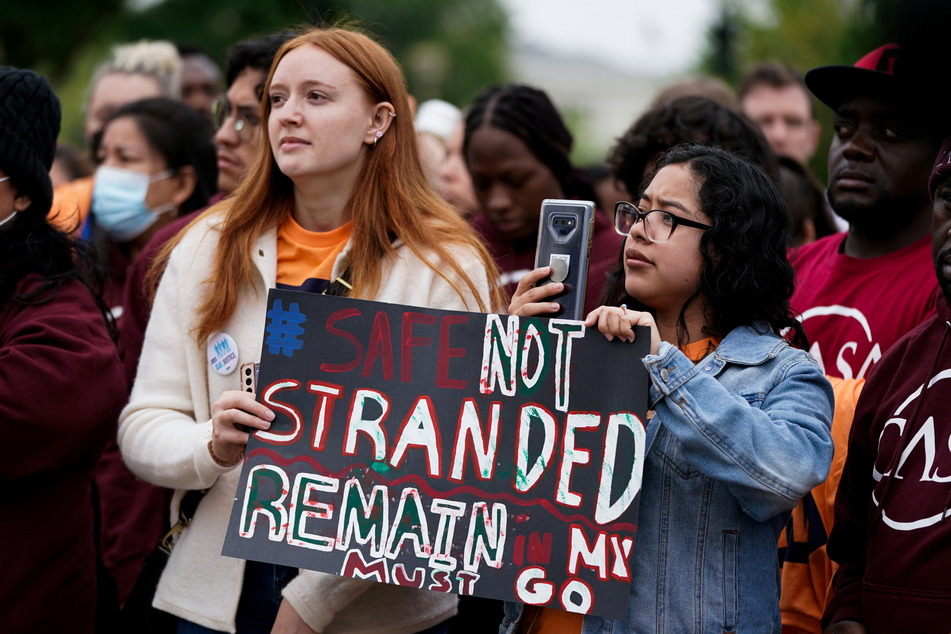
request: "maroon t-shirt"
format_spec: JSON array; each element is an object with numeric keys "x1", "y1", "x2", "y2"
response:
[
  {"x1": 824, "y1": 291, "x2": 951, "y2": 631},
  {"x1": 790, "y1": 232, "x2": 937, "y2": 379}
]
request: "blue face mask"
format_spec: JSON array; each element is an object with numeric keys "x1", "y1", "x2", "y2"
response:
[{"x1": 91, "y1": 165, "x2": 175, "y2": 241}]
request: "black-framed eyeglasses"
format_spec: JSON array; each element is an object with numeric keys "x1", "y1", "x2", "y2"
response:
[
  {"x1": 613, "y1": 201, "x2": 712, "y2": 243},
  {"x1": 212, "y1": 98, "x2": 261, "y2": 144}
]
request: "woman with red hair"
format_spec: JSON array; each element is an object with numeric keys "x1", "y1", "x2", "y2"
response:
[{"x1": 119, "y1": 26, "x2": 501, "y2": 633}]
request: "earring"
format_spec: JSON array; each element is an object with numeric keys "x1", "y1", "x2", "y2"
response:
[
  {"x1": 388, "y1": 111, "x2": 396, "y2": 118},
  {"x1": 373, "y1": 130, "x2": 383, "y2": 146}
]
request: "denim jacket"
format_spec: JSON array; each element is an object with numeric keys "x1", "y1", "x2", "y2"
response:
[{"x1": 500, "y1": 324, "x2": 834, "y2": 634}]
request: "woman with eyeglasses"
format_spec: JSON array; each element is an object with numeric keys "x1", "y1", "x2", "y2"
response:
[
  {"x1": 118, "y1": 26, "x2": 503, "y2": 634},
  {"x1": 506, "y1": 144, "x2": 834, "y2": 633}
]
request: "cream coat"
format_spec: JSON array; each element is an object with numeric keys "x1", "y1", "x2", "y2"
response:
[{"x1": 119, "y1": 211, "x2": 492, "y2": 633}]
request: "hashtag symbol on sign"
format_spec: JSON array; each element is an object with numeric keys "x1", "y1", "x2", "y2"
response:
[{"x1": 265, "y1": 300, "x2": 307, "y2": 357}]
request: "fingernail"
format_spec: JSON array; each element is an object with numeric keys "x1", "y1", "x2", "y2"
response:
[{"x1": 266, "y1": 410, "x2": 275, "y2": 421}]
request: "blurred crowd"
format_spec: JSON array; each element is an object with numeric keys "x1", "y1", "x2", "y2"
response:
[{"x1": 2, "y1": 10, "x2": 950, "y2": 634}]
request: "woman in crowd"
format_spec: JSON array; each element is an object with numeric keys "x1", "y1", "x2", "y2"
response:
[
  {"x1": 50, "y1": 40, "x2": 183, "y2": 232},
  {"x1": 91, "y1": 96, "x2": 217, "y2": 311},
  {"x1": 0, "y1": 66, "x2": 126, "y2": 634},
  {"x1": 90, "y1": 96, "x2": 217, "y2": 618},
  {"x1": 464, "y1": 83, "x2": 623, "y2": 314},
  {"x1": 507, "y1": 144, "x2": 834, "y2": 632},
  {"x1": 118, "y1": 26, "x2": 502, "y2": 633}
]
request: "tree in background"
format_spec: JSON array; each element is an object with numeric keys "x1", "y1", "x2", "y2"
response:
[
  {"x1": 0, "y1": 0, "x2": 508, "y2": 147},
  {"x1": 698, "y1": 0, "x2": 887, "y2": 179},
  {"x1": 698, "y1": 0, "x2": 947, "y2": 181}
]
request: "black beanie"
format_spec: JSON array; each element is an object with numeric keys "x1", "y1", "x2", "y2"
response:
[{"x1": 0, "y1": 66, "x2": 61, "y2": 217}]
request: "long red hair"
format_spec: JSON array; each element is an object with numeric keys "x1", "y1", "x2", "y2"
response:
[{"x1": 171, "y1": 26, "x2": 502, "y2": 344}]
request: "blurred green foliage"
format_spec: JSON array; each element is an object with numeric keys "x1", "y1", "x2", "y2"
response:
[
  {"x1": 699, "y1": 0, "x2": 889, "y2": 180},
  {"x1": 0, "y1": 0, "x2": 508, "y2": 148}
]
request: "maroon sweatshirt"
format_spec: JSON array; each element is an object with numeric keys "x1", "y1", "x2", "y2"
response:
[
  {"x1": 824, "y1": 290, "x2": 951, "y2": 632},
  {"x1": 0, "y1": 274, "x2": 126, "y2": 633}
]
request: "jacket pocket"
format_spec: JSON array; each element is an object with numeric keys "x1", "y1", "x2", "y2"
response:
[{"x1": 721, "y1": 530, "x2": 738, "y2": 633}]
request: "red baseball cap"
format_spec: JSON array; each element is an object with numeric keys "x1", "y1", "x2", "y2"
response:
[{"x1": 804, "y1": 44, "x2": 904, "y2": 111}]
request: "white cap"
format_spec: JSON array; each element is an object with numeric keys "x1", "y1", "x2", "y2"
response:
[{"x1": 414, "y1": 99, "x2": 462, "y2": 143}]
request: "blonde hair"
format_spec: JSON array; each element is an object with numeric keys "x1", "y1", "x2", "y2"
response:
[
  {"x1": 87, "y1": 40, "x2": 182, "y2": 109},
  {"x1": 168, "y1": 26, "x2": 502, "y2": 343}
]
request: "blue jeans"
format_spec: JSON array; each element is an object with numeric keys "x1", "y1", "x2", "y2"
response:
[{"x1": 177, "y1": 560, "x2": 297, "y2": 633}]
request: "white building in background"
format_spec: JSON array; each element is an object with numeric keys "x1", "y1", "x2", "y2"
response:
[{"x1": 507, "y1": 42, "x2": 668, "y2": 165}]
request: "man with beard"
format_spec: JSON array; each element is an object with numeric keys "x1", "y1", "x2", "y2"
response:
[
  {"x1": 779, "y1": 44, "x2": 948, "y2": 633},
  {"x1": 820, "y1": 137, "x2": 951, "y2": 633}
]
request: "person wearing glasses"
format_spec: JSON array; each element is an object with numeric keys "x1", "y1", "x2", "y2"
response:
[
  {"x1": 507, "y1": 144, "x2": 833, "y2": 633},
  {"x1": 102, "y1": 33, "x2": 295, "y2": 625},
  {"x1": 212, "y1": 33, "x2": 293, "y2": 197},
  {"x1": 123, "y1": 32, "x2": 293, "y2": 382}
]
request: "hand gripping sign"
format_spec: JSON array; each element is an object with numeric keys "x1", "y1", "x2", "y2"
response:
[{"x1": 223, "y1": 289, "x2": 648, "y2": 618}]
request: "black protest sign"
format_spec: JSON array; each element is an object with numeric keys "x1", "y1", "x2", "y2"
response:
[{"x1": 222, "y1": 289, "x2": 648, "y2": 618}]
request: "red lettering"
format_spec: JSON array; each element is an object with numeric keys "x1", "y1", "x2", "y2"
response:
[
  {"x1": 456, "y1": 570, "x2": 479, "y2": 594},
  {"x1": 428, "y1": 569, "x2": 452, "y2": 592},
  {"x1": 363, "y1": 311, "x2": 394, "y2": 380},
  {"x1": 392, "y1": 564, "x2": 425, "y2": 588},
  {"x1": 258, "y1": 380, "x2": 303, "y2": 445},
  {"x1": 513, "y1": 534, "x2": 526, "y2": 566},
  {"x1": 437, "y1": 314, "x2": 468, "y2": 389},
  {"x1": 528, "y1": 532, "x2": 553, "y2": 565},
  {"x1": 341, "y1": 550, "x2": 387, "y2": 582},
  {"x1": 401, "y1": 312, "x2": 437, "y2": 382},
  {"x1": 321, "y1": 308, "x2": 363, "y2": 373}
]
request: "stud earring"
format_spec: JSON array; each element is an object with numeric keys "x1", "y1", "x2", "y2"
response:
[{"x1": 373, "y1": 130, "x2": 383, "y2": 146}]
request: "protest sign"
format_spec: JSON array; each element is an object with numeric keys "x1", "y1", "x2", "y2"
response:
[{"x1": 223, "y1": 289, "x2": 648, "y2": 617}]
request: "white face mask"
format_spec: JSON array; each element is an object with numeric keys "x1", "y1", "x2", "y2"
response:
[{"x1": 0, "y1": 175, "x2": 17, "y2": 228}]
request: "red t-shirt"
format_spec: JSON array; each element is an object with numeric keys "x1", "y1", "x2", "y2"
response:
[{"x1": 790, "y1": 232, "x2": 937, "y2": 380}]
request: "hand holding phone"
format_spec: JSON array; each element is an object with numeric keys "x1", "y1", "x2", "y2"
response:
[{"x1": 533, "y1": 199, "x2": 596, "y2": 320}]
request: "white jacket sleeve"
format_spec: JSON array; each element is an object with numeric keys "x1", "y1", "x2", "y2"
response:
[{"x1": 118, "y1": 231, "x2": 235, "y2": 491}]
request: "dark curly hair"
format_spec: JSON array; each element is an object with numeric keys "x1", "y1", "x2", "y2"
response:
[
  {"x1": 600, "y1": 144, "x2": 806, "y2": 348},
  {"x1": 463, "y1": 84, "x2": 597, "y2": 202},
  {"x1": 608, "y1": 96, "x2": 778, "y2": 197}
]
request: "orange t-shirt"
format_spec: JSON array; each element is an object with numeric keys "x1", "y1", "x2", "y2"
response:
[
  {"x1": 681, "y1": 336, "x2": 721, "y2": 362},
  {"x1": 780, "y1": 376, "x2": 865, "y2": 633},
  {"x1": 49, "y1": 176, "x2": 94, "y2": 234},
  {"x1": 276, "y1": 215, "x2": 352, "y2": 292}
]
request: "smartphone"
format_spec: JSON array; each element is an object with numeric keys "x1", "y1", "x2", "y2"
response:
[{"x1": 533, "y1": 199, "x2": 596, "y2": 321}]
